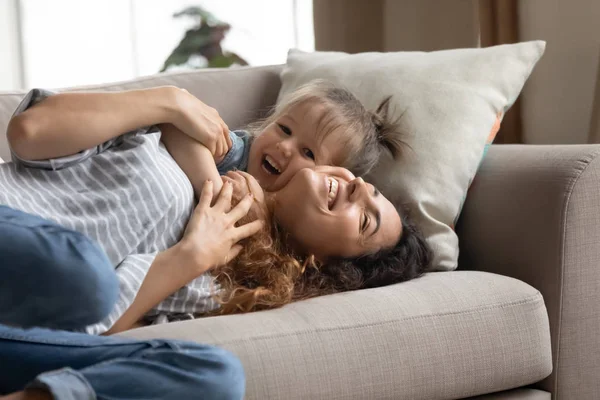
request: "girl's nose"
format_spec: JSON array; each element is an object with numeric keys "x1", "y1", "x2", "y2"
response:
[{"x1": 276, "y1": 141, "x2": 293, "y2": 158}]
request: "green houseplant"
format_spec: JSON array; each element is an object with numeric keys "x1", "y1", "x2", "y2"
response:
[{"x1": 161, "y1": 6, "x2": 248, "y2": 71}]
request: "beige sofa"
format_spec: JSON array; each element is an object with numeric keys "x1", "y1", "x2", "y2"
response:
[{"x1": 1, "y1": 66, "x2": 599, "y2": 400}]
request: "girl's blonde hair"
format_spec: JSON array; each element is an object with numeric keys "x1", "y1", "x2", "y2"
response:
[{"x1": 246, "y1": 80, "x2": 406, "y2": 176}]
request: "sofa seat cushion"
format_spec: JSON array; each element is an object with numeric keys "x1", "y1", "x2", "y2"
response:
[{"x1": 120, "y1": 271, "x2": 552, "y2": 400}]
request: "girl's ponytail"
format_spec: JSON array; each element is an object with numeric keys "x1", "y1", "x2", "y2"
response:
[{"x1": 371, "y1": 96, "x2": 406, "y2": 159}]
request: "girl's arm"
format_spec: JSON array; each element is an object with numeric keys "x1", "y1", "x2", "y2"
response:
[
  {"x1": 159, "y1": 123, "x2": 223, "y2": 200},
  {"x1": 106, "y1": 181, "x2": 262, "y2": 334},
  {"x1": 7, "y1": 86, "x2": 181, "y2": 161}
]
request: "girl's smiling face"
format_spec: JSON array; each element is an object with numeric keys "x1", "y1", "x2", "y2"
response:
[{"x1": 246, "y1": 100, "x2": 349, "y2": 192}]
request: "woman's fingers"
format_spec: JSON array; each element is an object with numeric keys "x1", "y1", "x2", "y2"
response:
[
  {"x1": 214, "y1": 181, "x2": 233, "y2": 212},
  {"x1": 225, "y1": 244, "x2": 243, "y2": 265},
  {"x1": 232, "y1": 220, "x2": 264, "y2": 242},
  {"x1": 197, "y1": 180, "x2": 213, "y2": 211}
]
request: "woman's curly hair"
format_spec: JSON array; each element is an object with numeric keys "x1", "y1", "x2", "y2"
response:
[{"x1": 210, "y1": 194, "x2": 432, "y2": 315}]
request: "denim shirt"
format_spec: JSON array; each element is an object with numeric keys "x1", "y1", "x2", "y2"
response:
[{"x1": 216, "y1": 130, "x2": 252, "y2": 174}]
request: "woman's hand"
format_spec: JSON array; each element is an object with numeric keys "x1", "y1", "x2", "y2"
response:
[
  {"x1": 175, "y1": 180, "x2": 263, "y2": 285},
  {"x1": 171, "y1": 88, "x2": 232, "y2": 162},
  {"x1": 105, "y1": 180, "x2": 263, "y2": 334}
]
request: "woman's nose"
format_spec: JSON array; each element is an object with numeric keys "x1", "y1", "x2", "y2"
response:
[{"x1": 349, "y1": 177, "x2": 367, "y2": 202}]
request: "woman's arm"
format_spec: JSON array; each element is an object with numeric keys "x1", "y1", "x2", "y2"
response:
[
  {"x1": 106, "y1": 181, "x2": 262, "y2": 334},
  {"x1": 159, "y1": 123, "x2": 223, "y2": 200},
  {"x1": 7, "y1": 86, "x2": 230, "y2": 163},
  {"x1": 7, "y1": 86, "x2": 181, "y2": 161},
  {"x1": 104, "y1": 246, "x2": 194, "y2": 335}
]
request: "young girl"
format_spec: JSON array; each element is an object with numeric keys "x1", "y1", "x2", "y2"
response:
[{"x1": 3, "y1": 81, "x2": 428, "y2": 334}]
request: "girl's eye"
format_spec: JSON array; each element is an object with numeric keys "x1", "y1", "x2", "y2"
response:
[
  {"x1": 278, "y1": 124, "x2": 291, "y2": 135},
  {"x1": 303, "y1": 148, "x2": 315, "y2": 160}
]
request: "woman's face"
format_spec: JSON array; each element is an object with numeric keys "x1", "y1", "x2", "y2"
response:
[{"x1": 273, "y1": 166, "x2": 402, "y2": 260}]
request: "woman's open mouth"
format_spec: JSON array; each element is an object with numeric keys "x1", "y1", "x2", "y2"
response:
[
  {"x1": 262, "y1": 155, "x2": 281, "y2": 175},
  {"x1": 327, "y1": 177, "x2": 339, "y2": 209}
]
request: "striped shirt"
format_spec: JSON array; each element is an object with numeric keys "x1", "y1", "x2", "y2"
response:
[{"x1": 1, "y1": 89, "x2": 251, "y2": 334}]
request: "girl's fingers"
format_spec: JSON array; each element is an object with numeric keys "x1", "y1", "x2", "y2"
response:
[
  {"x1": 227, "y1": 193, "x2": 254, "y2": 222},
  {"x1": 215, "y1": 136, "x2": 223, "y2": 159},
  {"x1": 197, "y1": 180, "x2": 213, "y2": 211},
  {"x1": 220, "y1": 134, "x2": 228, "y2": 157},
  {"x1": 214, "y1": 181, "x2": 233, "y2": 212},
  {"x1": 223, "y1": 125, "x2": 232, "y2": 148},
  {"x1": 232, "y1": 219, "x2": 264, "y2": 242}
]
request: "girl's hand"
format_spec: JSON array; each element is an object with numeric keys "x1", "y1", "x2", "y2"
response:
[
  {"x1": 222, "y1": 171, "x2": 268, "y2": 219},
  {"x1": 172, "y1": 88, "x2": 232, "y2": 161},
  {"x1": 175, "y1": 180, "x2": 263, "y2": 285},
  {"x1": 222, "y1": 170, "x2": 265, "y2": 202}
]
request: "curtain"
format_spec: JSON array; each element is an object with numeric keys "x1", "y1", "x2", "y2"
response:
[
  {"x1": 479, "y1": 0, "x2": 522, "y2": 143},
  {"x1": 313, "y1": 0, "x2": 384, "y2": 53},
  {"x1": 312, "y1": 0, "x2": 524, "y2": 143},
  {"x1": 588, "y1": 54, "x2": 600, "y2": 143}
]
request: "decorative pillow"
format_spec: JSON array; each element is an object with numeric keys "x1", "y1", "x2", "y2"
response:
[{"x1": 279, "y1": 42, "x2": 546, "y2": 270}]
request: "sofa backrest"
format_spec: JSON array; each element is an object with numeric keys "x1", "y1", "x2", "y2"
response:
[{"x1": 0, "y1": 65, "x2": 283, "y2": 161}]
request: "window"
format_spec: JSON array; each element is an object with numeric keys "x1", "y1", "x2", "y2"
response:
[{"x1": 15, "y1": 0, "x2": 314, "y2": 89}]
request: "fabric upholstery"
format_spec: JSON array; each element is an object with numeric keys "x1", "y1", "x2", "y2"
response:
[
  {"x1": 457, "y1": 144, "x2": 600, "y2": 399},
  {"x1": 277, "y1": 42, "x2": 546, "y2": 271},
  {"x1": 465, "y1": 388, "x2": 550, "y2": 400},
  {"x1": 121, "y1": 271, "x2": 551, "y2": 400}
]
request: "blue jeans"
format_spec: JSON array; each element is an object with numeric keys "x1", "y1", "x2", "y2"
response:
[
  {"x1": 0, "y1": 206, "x2": 245, "y2": 399},
  {"x1": 0, "y1": 205, "x2": 118, "y2": 330}
]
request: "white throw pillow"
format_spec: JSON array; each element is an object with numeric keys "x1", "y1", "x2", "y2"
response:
[{"x1": 278, "y1": 42, "x2": 546, "y2": 270}]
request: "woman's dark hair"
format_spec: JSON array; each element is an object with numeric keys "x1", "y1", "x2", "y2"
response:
[
  {"x1": 294, "y1": 215, "x2": 433, "y2": 298},
  {"x1": 210, "y1": 201, "x2": 432, "y2": 315}
]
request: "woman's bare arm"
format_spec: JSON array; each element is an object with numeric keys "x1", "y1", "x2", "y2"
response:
[
  {"x1": 104, "y1": 246, "x2": 201, "y2": 335},
  {"x1": 7, "y1": 86, "x2": 180, "y2": 160}
]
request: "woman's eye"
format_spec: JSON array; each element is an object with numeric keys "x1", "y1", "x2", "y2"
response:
[
  {"x1": 278, "y1": 124, "x2": 291, "y2": 135},
  {"x1": 361, "y1": 213, "x2": 368, "y2": 232},
  {"x1": 303, "y1": 148, "x2": 315, "y2": 160}
]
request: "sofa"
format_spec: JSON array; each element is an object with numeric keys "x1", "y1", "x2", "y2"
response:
[{"x1": 1, "y1": 65, "x2": 599, "y2": 400}]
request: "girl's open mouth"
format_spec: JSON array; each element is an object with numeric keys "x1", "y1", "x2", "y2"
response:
[{"x1": 262, "y1": 155, "x2": 281, "y2": 175}]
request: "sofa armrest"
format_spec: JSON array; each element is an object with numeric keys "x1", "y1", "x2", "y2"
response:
[{"x1": 456, "y1": 144, "x2": 600, "y2": 399}]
